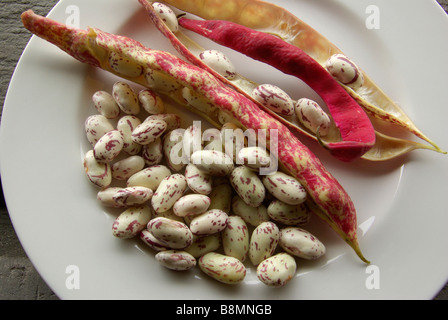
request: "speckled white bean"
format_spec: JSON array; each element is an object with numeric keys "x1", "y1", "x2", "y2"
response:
[
  {"x1": 208, "y1": 182, "x2": 233, "y2": 213},
  {"x1": 198, "y1": 252, "x2": 246, "y2": 284},
  {"x1": 142, "y1": 138, "x2": 163, "y2": 166},
  {"x1": 237, "y1": 146, "x2": 271, "y2": 170},
  {"x1": 262, "y1": 171, "x2": 307, "y2": 205},
  {"x1": 184, "y1": 234, "x2": 221, "y2": 258},
  {"x1": 190, "y1": 150, "x2": 234, "y2": 177},
  {"x1": 325, "y1": 54, "x2": 364, "y2": 89},
  {"x1": 199, "y1": 49, "x2": 237, "y2": 80},
  {"x1": 155, "y1": 250, "x2": 197, "y2": 271},
  {"x1": 92, "y1": 91, "x2": 120, "y2": 119},
  {"x1": 111, "y1": 155, "x2": 145, "y2": 180},
  {"x1": 221, "y1": 123, "x2": 246, "y2": 162},
  {"x1": 112, "y1": 205, "x2": 152, "y2": 239},
  {"x1": 222, "y1": 215, "x2": 249, "y2": 262},
  {"x1": 184, "y1": 163, "x2": 213, "y2": 195},
  {"x1": 138, "y1": 89, "x2": 165, "y2": 115},
  {"x1": 252, "y1": 84, "x2": 295, "y2": 116},
  {"x1": 117, "y1": 115, "x2": 143, "y2": 155},
  {"x1": 189, "y1": 209, "x2": 229, "y2": 236},
  {"x1": 173, "y1": 194, "x2": 211, "y2": 217},
  {"x1": 147, "y1": 217, "x2": 193, "y2": 249},
  {"x1": 249, "y1": 221, "x2": 280, "y2": 266},
  {"x1": 97, "y1": 187, "x2": 124, "y2": 208},
  {"x1": 295, "y1": 98, "x2": 331, "y2": 137},
  {"x1": 144, "y1": 114, "x2": 181, "y2": 132},
  {"x1": 231, "y1": 196, "x2": 269, "y2": 227},
  {"x1": 93, "y1": 129, "x2": 124, "y2": 163},
  {"x1": 112, "y1": 81, "x2": 140, "y2": 115},
  {"x1": 183, "y1": 124, "x2": 204, "y2": 160},
  {"x1": 256, "y1": 253, "x2": 297, "y2": 287},
  {"x1": 267, "y1": 200, "x2": 310, "y2": 226},
  {"x1": 145, "y1": 69, "x2": 182, "y2": 94},
  {"x1": 85, "y1": 115, "x2": 114, "y2": 146},
  {"x1": 127, "y1": 165, "x2": 171, "y2": 191},
  {"x1": 230, "y1": 166, "x2": 265, "y2": 207},
  {"x1": 163, "y1": 130, "x2": 187, "y2": 172},
  {"x1": 83, "y1": 150, "x2": 112, "y2": 188},
  {"x1": 279, "y1": 227, "x2": 326, "y2": 260},
  {"x1": 112, "y1": 186, "x2": 153, "y2": 207},
  {"x1": 109, "y1": 52, "x2": 143, "y2": 78},
  {"x1": 152, "y1": 208, "x2": 185, "y2": 223},
  {"x1": 131, "y1": 119, "x2": 167, "y2": 145},
  {"x1": 151, "y1": 174, "x2": 187, "y2": 213},
  {"x1": 152, "y1": 2, "x2": 179, "y2": 33},
  {"x1": 139, "y1": 229, "x2": 170, "y2": 251}
]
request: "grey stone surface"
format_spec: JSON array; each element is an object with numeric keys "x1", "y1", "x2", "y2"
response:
[{"x1": 1, "y1": 0, "x2": 448, "y2": 300}]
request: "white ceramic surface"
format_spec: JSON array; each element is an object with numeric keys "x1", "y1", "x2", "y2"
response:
[{"x1": 1, "y1": 0, "x2": 447, "y2": 299}]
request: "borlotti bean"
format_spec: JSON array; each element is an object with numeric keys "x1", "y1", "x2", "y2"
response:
[
  {"x1": 230, "y1": 166, "x2": 265, "y2": 207},
  {"x1": 131, "y1": 119, "x2": 167, "y2": 145},
  {"x1": 267, "y1": 200, "x2": 310, "y2": 226},
  {"x1": 182, "y1": 87, "x2": 218, "y2": 116},
  {"x1": 109, "y1": 51, "x2": 144, "y2": 78},
  {"x1": 252, "y1": 84, "x2": 295, "y2": 116},
  {"x1": 231, "y1": 196, "x2": 269, "y2": 227},
  {"x1": 198, "y1": 252, "x2": 246, "y2": 284},
  {"x1": 117, "y1": 115, "x2": 143, "y2": 155},
  {"x1": 112, "y1": 205, "x2": 152, "y2": 239},
  {"x1": 173, "y1": 194, "x2": 211, "y2": 217},
  {"x1": 199, "y1": 49, "x2": 237, "y2": 80},
  {"x1": 256, "y1": 253, "x2": 297, "y2": 287},
  {"x1": 142, "y1": 138, "x2": 163, "y2": 166},
  {"x1": 144, "y1": 114, "x2": 181, "y2": 132},
  {"x1": 325, "y1": 54, "x2": 364, "y2": 90},
  {"x1": 138, "y1": 89, "x2": 165, "y2": 115},
  {"x1": 189, "y1": 209, "x2": 229, "y2": 236},
  {"x1": 112, "y1": 81, "x2": 140, "y2": 115},
  {"x1": 155, "y1": 250, "x2": 197, "y2": 271},
  {"x1": 112, "y1": 186, "x2": 153, "y2": 207},
  {"x1": 221, "y1": 122, "x2": 246, "y2": 162},
  {"x1": 185, "y1": 234, "x2": 221, "y2": 258},
  {"x1": 151, "y1": 174, "x2": 187, "y2": 213},
  {"x1": 152, "y1": 208, "x2": 185, "y2": 223},
  {"x1": 93, "y1": 129, "x2": 124, "y2": 163},
  {"x1": 279, "y1": 227, "x2": 326, "y2": 260},
  {"x1": 152, "y1": 2, "x2": 179, "y2": 33},
  {"x1": 127, "y1": 165, "x2": 171, "y2": 191},
  {"x1": 97, "y1": 187, "x2": 124, "y2": 208},
  {"x1": 145, "y1": 68, "x2": 182, "y2": 94},
  {"x1": 262, "y1": 171, "x2": 307, "y2": 205},
  {"x1": 85, "y1": 115, "x2": 114, "y2": 146},
  {"x1": 208, "y1": 182, "x2": 233, "y2": 213},
  {"x1": 147, "y1": 217, "x2": 193, "y2": 249},
  {"x1": 237, "y1": 146, "x2": 271, "y2": 170},
  {"x1": 183, "y1": 124, "x2": 204, "y2": 160},
  {"x1": 92, "y1": 91, "x2": 120, "y2": 119},
  {"x1": 83, "y1": 150, "x2": 112, "y2": 188},
  {"x1": 222, "y1": 215, "x2": 249, "y2": 262},
  {"x1": 139, "y1": 229, "x2": 170, "y2": 252},
  {"x1": 184, "y1": 163, "x2": 213, "y2": 195},
  {"x1": 295, "y1": 98, "x2": 331, "y2": 137},
  {"x1": 112, "y1": 155, "x2": 145, "y2": 180},
  {"x1": 249, "y1": 221, "x2": 280, "y2": 266},
  {"x1": 190, "y1": 150, "x2": 234, "y2": 176},
  {"x1": 163, "y1": 130, "x2": 187, "y2": 172}
]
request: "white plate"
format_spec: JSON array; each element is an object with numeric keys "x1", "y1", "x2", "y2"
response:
[{"x1": 1, "y1": 0, "x2": 448, "y2": 300}]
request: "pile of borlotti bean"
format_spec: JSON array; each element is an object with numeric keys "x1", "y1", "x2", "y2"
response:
[{"x1": 83, "y1": 80, "x2": 326, "y2": 287}]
